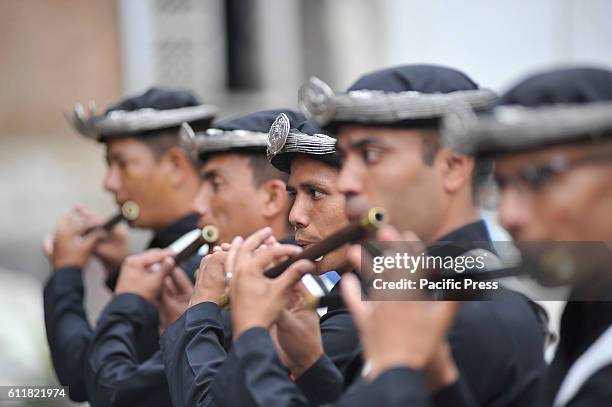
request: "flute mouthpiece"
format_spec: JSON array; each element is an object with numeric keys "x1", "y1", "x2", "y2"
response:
[
  {"x1": 202, "y1": 225, "x2": 220, "y2": 243},
  {"x1": 121, "y1": 201, "x2": 140, "y2": 221},
  {"x1": 362, "y1": 207, "x2": 387, "y2": 230}
]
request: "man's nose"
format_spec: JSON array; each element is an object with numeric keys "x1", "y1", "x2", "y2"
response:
[
  {"x1": 288, "y1": 197, "x2": 309, "y2": 229},
  {"x1": 498, "y1": 188, "x2": 531, "y2": 239},
  {"x1": 337, "y1": 157, "x2": 362, "y2": 198},
  {"x1": 103, "y1": 166, "x2": 121, "y2": 194},
  {"x1": 192, "y1": 185, "x2": 211, "y2": 217}
]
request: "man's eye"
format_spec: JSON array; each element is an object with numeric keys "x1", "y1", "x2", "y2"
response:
[
  {"x1": 493, "y1": 175, "x2": 509, "y2": 190},
  {"x1": 362, "y1": 148, "x2": 382, "y2": 164},
  {"x1": 287, "y1": 190, "x2": 297, "y2": 198},
  {"x1": 309, "y1": 189, "x2": 325, "y2": 200},
  {"x1": 208, "y1": 177, "x2": 223, "y2": 192},
  {"x1": 523, "y1": 166, "x2": 557, "y2": 189}
]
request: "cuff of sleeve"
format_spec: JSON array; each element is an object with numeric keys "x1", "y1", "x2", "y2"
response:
[
  {"x1": 104, "y1": 293, "x2": 157, "y2": 324},
  {"x1": 374, "y1": 367, "x2": 428, "y2": 404},
  {"x1": 432, "y1": 376, "x2": 477, "y2": 407},
  {"x1": 296, "y1": 353, "x2": 344, "y2": 404},
  {"x1": 233, "y1": 327, "x2": 274, "y2": 360},
  {"x1": 45, "y1": 267, "x2": 84, "y2": 293},
  {"x1": 185, "y1": 301, "x2": 223, "y2": 328}
]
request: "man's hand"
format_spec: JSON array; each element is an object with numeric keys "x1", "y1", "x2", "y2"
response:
[
  {"x1": 272, "y1": 285, "x2": 323, "y2": 377},
  {"x1": 74, "y1": 205, "x2": 129, "y2": 276},
  {"x1": 227, "y1": 227, "x2": 315, "y2": 339},
  {"x1": 159, "y1": 267, "x2": 194, "y2": 332},
  {"x1": 115, "y1": 249, "x2": 175, "y2": 304},
  {"x1": 424, "y1": 340, "x2": 459, "y2": 392},
  {"x1": 189, "y1": 249, "x2": 229, "y2": 307},
  {"x1": 50, "y1": 211, "x2": 105, "y2": 270},
  {"x1": 342, "y1": 225, "x2": 461, "y2": 380}
]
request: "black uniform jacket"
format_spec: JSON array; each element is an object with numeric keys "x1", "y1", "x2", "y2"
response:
[{"x1": 44, "y1": 213, "x2": 201, "y2": 404}]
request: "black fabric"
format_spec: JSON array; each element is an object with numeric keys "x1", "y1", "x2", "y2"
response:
[
  {"x1": 326, "y1": 64, "x2": 483, "y2": 132},
  {"x1": 85, "y1": 294, "x2": 170, "y2": 407},
  {"x1": 348, "y1": 64, "x2": 478, "y2": 93},
  {"x1": 428, "y1": 221, "x2": 545, "y2": 407},
  {"x1": 161, "y1": 281, "x2": 360, "y2": 407},
  {"x1": 147, "y1": 213, "x2": 200, "y2": 250},
  {"x1": 214, "y1": 109, "x2": 304, "y2": 134},
  {"x1": 43, "y1": 267, "x2": 92, "y2": 402},
  {"x1": 44, "y1": 213, "x2": 201, "y2": 405},
  {"x1": 105, "y1": 87, "x2": 201, "y2": 114},
  {"x1": 537, "y1": 300, "x2": 612, "y2": 406},
  {"x1": 497, "y1": 67, "x2": 612, "y2": 107},
  {"x1": 98, "y1": 87, "x2": 213, "y2": 141}
]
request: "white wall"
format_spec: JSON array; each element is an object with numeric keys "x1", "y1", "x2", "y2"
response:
[{"x1": 381, "y1": 0, "x2": 612, "y2": 91}]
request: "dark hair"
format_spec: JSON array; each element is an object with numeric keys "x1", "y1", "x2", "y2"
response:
[
  {"x1": 419, "y1": 129, "x2": 492, "y2": 203},
  {"x1": 198, "y1": 149, "x2": 288, "y2": 186},
  {"x1": 240, "y1": 151, "x2": 289, "y2": 186},
  {"x1": 123, "y1": 119, "x2": 212, "y2": 168}
]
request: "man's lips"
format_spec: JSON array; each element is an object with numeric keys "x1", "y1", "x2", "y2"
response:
[
  {"x1": 296, "y1": 239, "x2": 317, "y2": 248},
  {"x1": 296, "y1": 239, "x2": 325, "y2": 262}
]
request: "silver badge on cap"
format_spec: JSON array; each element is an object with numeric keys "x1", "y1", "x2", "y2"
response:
[
  {"x1": 267, "y1": 113, "x2": 290, "y2": 156},
  {"x1": 298, "y1": 77, "x2": 336, "y2": 126},
  {"x1": 179, "y1": 122, "x2": 198, "y2": 158}
]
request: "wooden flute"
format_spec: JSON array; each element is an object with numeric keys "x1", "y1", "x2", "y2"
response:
[
  {"x1": 173, "y1": 225, "x2": 220, "y2": 264},
  {"x1": 81, "y1": 201, "x2": 140, "y2": 236},
  {"x1": 218, "y1": 207, "x2": 387, "y2": 309}
]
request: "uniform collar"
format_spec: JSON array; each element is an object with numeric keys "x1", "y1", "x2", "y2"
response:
[{"x1": 147, "y1": 213, "x2": 199, "y2": 249}]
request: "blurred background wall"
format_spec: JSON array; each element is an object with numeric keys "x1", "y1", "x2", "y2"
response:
[{"x1": 0, "y1": 0, "x2": 611, "y2": 403}]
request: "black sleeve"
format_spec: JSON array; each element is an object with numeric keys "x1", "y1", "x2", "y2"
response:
[
  {"x1": 431, "y1": 376, "x2": 479, "y2": 407},
  {"x1": 85, "y1": 293, "x2": 171, "y2": 407},
  {"x1": 448, "y1": 299, "x2": 544, "y2": 407},
  {"x1": 328, "y1": 367, "x2": 431, "y2": 407},
  {"x1": 566, "y1": 364, "x2": 612, "y2": 407},
  {"x1": 294, "y1": 310, "x2": 360, "y2": 404},
  {"x1": 43, "y1": 266, "x2": 92, "y2": 402},
  {"x1": 231, "y1": 327, "x2": 309, "y2": 407},
  {"x1": 233, "y1": 328, "x2": 431, "y2": 407},
  {"x1": 160, "y1": 301, "x2": 228, "y2": 407}
]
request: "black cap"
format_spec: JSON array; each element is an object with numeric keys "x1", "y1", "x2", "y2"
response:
[
  {"x1": 67, "y1": 87, "x2": 217, "y2": 141},
  {"x1": 299, "y1": 64, "x2": 496, "y2": 131},
  {"x1": 105, "y1": 87, "x2": 202, "y2": 113},
  {"x1": 444, "y1": 67, "x2": 612, "y2": 156},
  {"x1": 179, "y1": 109, "x2": 304, "y2": 159}
]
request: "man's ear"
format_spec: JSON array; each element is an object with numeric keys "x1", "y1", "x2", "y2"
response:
[
  {"x1": 259, "y1": 179, "x2": 289, "y2": 219},
  {"x1": 162, "y1": 146, "x2": 198, "y2": 187},
  {"x1": 436, "y1": 147, "x2": 474, "y2": 194}
]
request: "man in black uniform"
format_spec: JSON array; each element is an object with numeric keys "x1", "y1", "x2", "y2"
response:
[
  {"x1": 448, "y1": 66, "x2": 612, "y2": 407},
  {"x1": 217, "y1": 65, "x2": 544, "y2": 406},
  {"x1": 305, "y1": 64, "x2": 544, "y2": 407},
  {"x1": 160, "y1": 109, "x2": 303, "y2": 407},
  {"x1": 43, "y1": 87, "x2": 216, "y2": 404}
]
